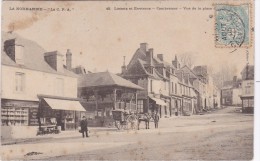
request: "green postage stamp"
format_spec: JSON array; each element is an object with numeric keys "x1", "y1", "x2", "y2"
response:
[{"x1": 215, "y1": 3, "x2": 252, "y2": 48}]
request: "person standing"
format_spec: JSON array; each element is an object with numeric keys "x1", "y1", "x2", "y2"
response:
[
  {"x1": 80, "y1": 116, "x2": 89, "y2": 138},
  {"x1": 154, "y1": 113, "x2": 160, "y2": 129}
]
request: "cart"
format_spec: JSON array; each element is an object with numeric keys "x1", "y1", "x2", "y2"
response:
[{"x1": 112, "y1": 109, "x2": 138, "y2": 130}]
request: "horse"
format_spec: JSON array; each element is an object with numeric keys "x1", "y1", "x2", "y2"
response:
[{"x1": 137, "y1": 113, "x2": 153, "y2": 130}]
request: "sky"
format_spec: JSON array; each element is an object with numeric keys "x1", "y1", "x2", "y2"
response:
[{"x1": 1, "y1": 1, "x2": 254, "y2": 76}]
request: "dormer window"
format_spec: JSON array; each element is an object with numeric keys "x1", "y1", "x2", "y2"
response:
[{"x1": 4, "y1": 39, "x2": 25, "y2": 65}]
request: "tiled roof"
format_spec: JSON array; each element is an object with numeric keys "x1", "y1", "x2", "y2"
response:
[
  {"x1": 125, "y1": 45, "x2": 177, "y2": 81},
  {"x1": 1, "y1": 32, "x2": 77, "y2": 77},
  {"x1": 181, "y1": 65, "x2": 198, "y2": 79},
  {"x1": 78, "y1": 71, "x2": 143, "y2": 90},
  {"x1": 153, "y1": 57, "x2": 175, "y2": 69},
  {"x1": 123, "y1": 48, "x2": 162, "y2": 80},
  {"x1": 193, "y1": 65, "x2": 208, "y2": 77}
]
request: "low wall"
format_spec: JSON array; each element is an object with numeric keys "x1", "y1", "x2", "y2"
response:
[{"x1": 1, "y1": 126, "x2": 38, "y2": 139}]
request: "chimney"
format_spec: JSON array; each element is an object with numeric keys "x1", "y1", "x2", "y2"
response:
[
  {"x1": 121, "y1": 56, "x2": 127, "y2": 74},
  {"x1": 172, "y1": 55, "x2": 178, "y2": 69},
  {"x1": 4, "y1": 39, "x2": 25, "y2": 65},
  {"x1": 157, "y1": 54, "x2": 164, "y2": 61},
  {"x1": 147, "y1": 48, "x2": 154, "y2": 66},
  {"x1": 140, "y1": 43, "x2": 148, "y2": 52},
  {"x1": 66, "y1": 49, "x2": 72, "y2": 70},
  {"x1": 44, "y1": 51, "x2": 64, "y2": 72}
]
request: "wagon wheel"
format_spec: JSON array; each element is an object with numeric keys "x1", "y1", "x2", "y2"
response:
[
  {"x1": 115, "y1": 120, "x2": 122, "y2": 130},
  {"x1": 125, "y1": 114, "x2": 138, "y2": 130}
]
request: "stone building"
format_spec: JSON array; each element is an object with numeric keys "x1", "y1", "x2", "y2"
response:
[{"x1": 121, "y1": 43, "x2": 171, "y2": 118}]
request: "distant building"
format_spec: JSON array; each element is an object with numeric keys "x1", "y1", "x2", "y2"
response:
[
  {"x1": 181, "y1": 65, "x2": 205, "y2": 113},
  {"x1": 240, "y1": 65, "x2": 254, "y2": 113},
  {"x1": 175, "y1": 65, "x2": 197, "y2": 115},
  {"x1": 221, "y1": 76, "x2": 242, "y2": 106}
]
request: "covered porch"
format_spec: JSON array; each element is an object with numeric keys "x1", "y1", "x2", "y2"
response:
[{"x1": 78, "y1": 72, "x2": 143, "y2": 127}]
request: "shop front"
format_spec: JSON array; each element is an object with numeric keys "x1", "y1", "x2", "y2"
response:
[
  {"x1": 1, "y1": 99, "x2": 40, "y2": 139},
  {"x1": 38, "y1": 96, "x2": 86, "y2": 131},
  {"x1": 241, "y1": 96, "x2": 254, "y2": 113},
  {"x1": 148, "y1": 95, "x2": 168, "y2": 118},
  {"x1": 1, "y1": 99, "x2": 39, "y2": 126},
  {"x1": 170, "y1": 95, "x2": 182, "y2": 116},
  {"x1": 182, "y1": 96, "x2": 193, "y2": 116}
]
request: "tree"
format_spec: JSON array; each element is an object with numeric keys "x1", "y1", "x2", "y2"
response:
[
  {"x1": 178, "y1": 52, "x2": 196, "y2": 69},
  {"x1": 212, "y1": 64, "x2": 237, "y2": 89}
]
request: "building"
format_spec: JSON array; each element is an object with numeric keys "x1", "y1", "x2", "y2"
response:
[
  {"x1": 1, "y1": 33, "x2": 85, "y2": 139},
  {"x1": 192, "y1": 66, "x2": 208, "y2": 110},
  {"x1": 221, "y1": 76, "x2": 242, "y2": 106},
  {"x1": 180, "y1": 65, "x2": 205, "y2": 113},
  {"x1": 240, "y1": 65, "x2": 254, "y2": 113},
  {"x1": 193, "y1": 65, "x2": 220, "y2": 110},
  {"x1": 121, "y1": 43, "x2": 171, "y2": 118}
]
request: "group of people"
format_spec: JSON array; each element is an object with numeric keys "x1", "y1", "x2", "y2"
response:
[{"x1": 80, "y1": 112, "x2": 160, "y2": 138}]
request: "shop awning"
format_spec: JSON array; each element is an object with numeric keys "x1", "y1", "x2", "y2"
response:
[
  {"x1": 44, "y1": 98, "x2": 86, "y2": 111},
  {"x1": 149, "y1": 96, "x2": 167, "y2": 106}
]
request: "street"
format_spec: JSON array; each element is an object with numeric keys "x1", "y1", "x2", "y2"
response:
[{"x1": 0, "y1": 106, "x2": 253, "y2": 160}]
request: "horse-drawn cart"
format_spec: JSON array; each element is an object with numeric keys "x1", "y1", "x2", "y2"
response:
[{"x1": 112, "y1": 109, "x2": 138, "y2": 130}]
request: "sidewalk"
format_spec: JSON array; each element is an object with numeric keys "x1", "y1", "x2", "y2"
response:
[
  {"x1": 1, "y1": 127, "x2": 117, "y2": 145},
  {"x1": 1, "y1": 107, "x2": 235, "y2": 146}
]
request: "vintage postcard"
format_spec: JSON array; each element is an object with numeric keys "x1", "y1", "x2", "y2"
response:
[{"x1": 0, "y1": 0, "x2": 255, "y2": 160}]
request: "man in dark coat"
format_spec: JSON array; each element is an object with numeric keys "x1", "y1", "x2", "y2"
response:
[
  {"x1": 80, "y1": 116, "x2": 89, "y2": 138},
  {"x1": 154, "y1": 112, "x2": 160, "y2": 129}
]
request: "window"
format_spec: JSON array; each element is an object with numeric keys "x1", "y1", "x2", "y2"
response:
[
  {"x1": 1, "y1": 107, "x2": 29, "y2": 126},
  {"x1": 243, "y1": 100, "x2": 249, "y2": 107},
  {"x1": 137, "y1": 100, "x2": 144, "y2": 113},
  {"x1": 175, "y1": 84, "x2": 177, "y2": 94},
  {"x1": 180, "y1": 85, "x2": 182, "y2": 94},
  {"x1": 15, "y1": 72, "x2": 25, "y2": 92},
  {"x1": 245, "y1": 86, "x2": 251, "y2": 95},
  {"x1": 248, "y1": 99, "x2": 254, "y2": 107},
  {"x1": 171, "y1": 82, "x2": 174, "y2": 93},
  {"x1": 55, "y1": 78, "x2": 64, "y2": 96}
]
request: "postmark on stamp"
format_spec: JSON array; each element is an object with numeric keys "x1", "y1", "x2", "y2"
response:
[{"x1": 215, "y1": 4, "x2": 251, "y2": 48}]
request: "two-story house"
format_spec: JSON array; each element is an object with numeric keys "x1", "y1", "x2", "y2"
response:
[{"x1": 1, "y1": 32, "x2": 85, "y2": 139}]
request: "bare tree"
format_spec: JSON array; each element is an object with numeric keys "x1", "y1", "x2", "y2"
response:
[
  {"x1": 212, "y1": 64, "x2": 237, "y2": 89},
  {"x1": 178, "y1": 52, "x2": 196, "y2": 69}
]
